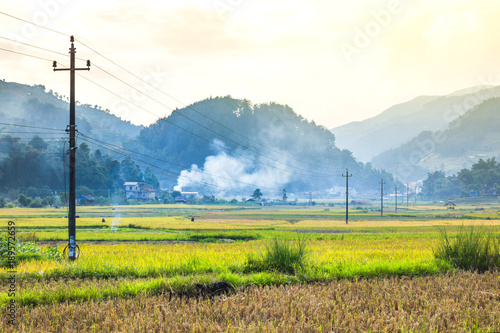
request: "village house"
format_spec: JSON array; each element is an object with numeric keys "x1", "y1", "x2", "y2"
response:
[{"x1": 124, "y1": 182, "x2": 156, "y2": 201}]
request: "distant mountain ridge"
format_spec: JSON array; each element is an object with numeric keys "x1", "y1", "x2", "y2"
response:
[
  {"x1": 331, "y1": 85, "x2": 500, "y2": 163},
  {"x1": 371, "y1": 97, "x2": 500, "y2": 181},
  {"x1": 0, "y1": 80, "x2": 142, "y2": 145},
  {"x1": 130, "y1": 96, "x2": 396, "y2": 193},
  {"x1": 0, "y1": 81, "x2": 397, "y2": 194}
]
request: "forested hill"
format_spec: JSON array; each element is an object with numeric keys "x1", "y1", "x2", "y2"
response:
[
  {"x1": 331, "y1": 85, "x2": 500, "y2": 163},
  {"x1": 371, "y1": 97, "x2": 500, "y2": 181},
  {"x1": 129, "y1": 96, "x2": 396, "y2": 195},
  {"x1": 0, "y1": 80, "x2": 142, "y2": 144}
]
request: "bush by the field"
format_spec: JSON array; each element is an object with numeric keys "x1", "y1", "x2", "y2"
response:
[
  {"x1": 244, "y1": 237, "x2": 308, "y2": 274},
  {"x1": 0, "y1": 234, "x2": 63, "y2": 267},
  {"x1": 434, "y1": 225, "x2": 500, "y2": 272}
]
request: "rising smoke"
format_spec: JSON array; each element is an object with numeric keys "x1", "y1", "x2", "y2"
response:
[{"x1": 174, "y1": 139, "x2": 292, "y2": 197}]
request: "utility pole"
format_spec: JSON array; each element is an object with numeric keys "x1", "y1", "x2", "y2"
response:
[
  {"x1": 379, "y1": 179, "x2": 385, "y2": 217},
  {"x1": 406, "y1": 182, "x2": 409, "y2": 208},
  {"x1": 53, "y1": 36, "x2": 90, "y2": 261},
  {"x1": 394, "y1": 185, "x2": 398, "y2": 214},
  {"x1": 342, "y1": 168, "x2": 352, "y2": 224}
]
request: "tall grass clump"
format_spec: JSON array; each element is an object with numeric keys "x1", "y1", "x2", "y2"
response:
[
  {"x1": 245, "y1": 237, "x2": 308, "y2": 274},
  {"x1": 0, "y1": 234, "x2": 63, "y2": 268},
  {"x1": 434, "y1": 225, "x2": 500, "y2": 272}
]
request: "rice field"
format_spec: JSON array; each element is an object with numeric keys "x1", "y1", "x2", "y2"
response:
[
  {"x1": 1, "y1": 203, "x2": 499, "y2": 331},
  {"x1": 2, "y1": 271, "x2": 499, "y2": 332}
]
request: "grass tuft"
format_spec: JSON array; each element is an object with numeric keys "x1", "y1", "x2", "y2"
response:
[
  {"x1": 434, "y1": 225, "x2": 500, "y2": 272},
  {"x1": 245, "y1": 236, "x2": 308, "y2": 274}
]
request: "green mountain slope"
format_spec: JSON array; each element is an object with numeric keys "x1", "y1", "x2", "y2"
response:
[
  {"x1": 0, "y1": 80, "x2": 142, "y2": 145},
  {"x1": 371, "y1": 98, "x2": 500, "y2": 181},
  {"x1": 331, "y1": 86, "x2": 500, "y2": 162},
  {"x1": 131, "y1": 96, "x2": 396, "y2": 194}
]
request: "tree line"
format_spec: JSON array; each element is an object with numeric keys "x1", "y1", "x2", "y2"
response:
[
  {"x1": 421, "y1": 158, "x2": 500, "y2": 200},
  {"x1": 0, "y1": 135, "x2": 160, "y2": 206}
]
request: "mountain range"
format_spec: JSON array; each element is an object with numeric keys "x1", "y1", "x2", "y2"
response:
[
  {"x1": 0, "y1": 81, "x2": 396, "y2": 195},
  {"x1": 0, "y1": 80, "x2": 142, "y2": 145},
  {"x1": 331, "y1": 85, "x2": 500, "y2": 181},
  {"x1": 371, "y1": 97, "x2": 500, "y2": 181},
  {"x1": 331, "y1": 85, "x2": 500, "y2": 163}
]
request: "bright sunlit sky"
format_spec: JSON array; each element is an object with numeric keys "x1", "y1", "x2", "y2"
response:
[{"x1": 1, "y1": 0, "x2": 500, "y2": 129}]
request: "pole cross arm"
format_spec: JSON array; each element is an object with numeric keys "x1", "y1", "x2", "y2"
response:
[{"x1": 54, "y1": 66, "x2": 90, "y2": 72}]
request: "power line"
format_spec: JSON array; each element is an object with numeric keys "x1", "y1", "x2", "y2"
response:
[
  {"x1": 0, "y1": 46, "x2": 53, "y2": 62},
  {"x1": 1, "y1": 13, "x2": 336, "y2": 175},
  {"x1": 75, "y1": 37, "x2": 336, "y2": 171},
  {"x1": 0, "y1": 36, "x2": 68, "y2": 57},
  {"x1": 0, "y1": 122, "x2": 66, "y2": 131},
  {"x1": 88, "y1": 65, "x2": 333, "y2": 177},
  {"x1": 79, "y1": 132, "x2": 284, "y2": 192},
  {"x1": 0, "y1": 11, "x2": 69, "y2": 37},
  {"x1": 0, "y1": 131, "x2": 65, "y2": 135},
  {"x1": 76, "y1": 72, "x2": 331, "y2": 178},
  {"x1": 78, "y1": 139, "x2": 260, "y2": 196},
  {"x1": 0, "y1": 36, "x2": 88, "y2": 62},
  {"x1": 0, "y1": 13, "x2": 336, "y2": 177},
  {"x1": 79, "y1": 134, "x2": 283, "y2": 194},
  {"x1": 0, "y1": 150, "x2": 61, "y2": 155},
  {"x1": 0, "y1": 138, "x2": 65, "y2": 142},
  {"x1": 0, "y1": 39, "x2": 333, "y2": 179}
]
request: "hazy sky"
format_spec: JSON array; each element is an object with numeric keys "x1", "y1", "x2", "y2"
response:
[{"x1": 1, "y1": 0, "x2": 500, "y2": 129}]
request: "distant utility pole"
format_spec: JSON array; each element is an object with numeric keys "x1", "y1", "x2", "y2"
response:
[
  {"x1": 342, "y1": 168, "x2": 352, "y2": 224},
  {"x1": 379, "y1": 179, "x2": 386, "y2": 217},
  {"x1": 308, "y1": 192, "x2": 312, "y2": 206},
  {"x1": 53, "y1": 36, "x2": 90, "y2": 261},
  {"x1": 406, "y1": 182, "x2": 409, "y2": 208},
  {"x1": 394, "y1": 185, "x2": 398, "y2": 214}
]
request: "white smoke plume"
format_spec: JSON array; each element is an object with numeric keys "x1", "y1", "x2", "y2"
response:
[{"x1": 174, "y1": 140, "x2": 292, "y2": 197}]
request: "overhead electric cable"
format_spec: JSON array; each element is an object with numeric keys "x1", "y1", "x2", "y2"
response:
[
  {"x1": 0, "y1": 36, "x2": 68, "y2": 57},
  {"x1": 79, "y1": 132, "x2": 285, "y2": 192},
  {"x1": 0, "y1": 46, "x2": 53, "y2": 62},
  {"x1": 0, "y1": 11, "x2": 337, "y2": 176},
  {"x1": 78, "y1": 139, "x2": 270, "y2": 195},
  {"x1": 0, "y1": 36, "x2": 88, "y2": 62},
  {"x1": 0, "y1": 122, "x2": 66, "y2": 131},
  {"x1": 77, "y1": 72, "x2": 332, "y2": 178},
  {"x1": 0, "y1": 11, "x2": 69, "y2": 37},
  {"x1": 81, "y1": 40, "x2": 335, "y2": 171},
  {"x1": 92, "y1": 63, "x2": 333, "y2": 172},
  {"x1": 0, "y1": 11, "x2": 336, "y2": 172}
]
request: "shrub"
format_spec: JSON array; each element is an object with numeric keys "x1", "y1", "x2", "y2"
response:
[
  {"x1": 245, "y1": 237, "x2": 308, "y2": 274},
  {"x1": 6, "y1": 202, "x2": 15, "y2": 208},
  {"x1": 18, "y1": 194, "x2": 33, "y2": 207},
  {"x1": 434, "y1": 225, "x2": 500, "y2": 272},
  {"x1": 29, "y1": 197, "x2": 45, "y2": 208},
  {"x1": 0, "y1": 234, "x2": 63, "y2": 267}
]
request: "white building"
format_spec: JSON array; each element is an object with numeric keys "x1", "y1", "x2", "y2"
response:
[{"x1": 124, "y1": 182, "x2": 156, "y2": 200}]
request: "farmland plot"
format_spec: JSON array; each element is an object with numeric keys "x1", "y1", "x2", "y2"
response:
[{"x1": 1, "y1": 204, "x2": 499, "y2": 332}]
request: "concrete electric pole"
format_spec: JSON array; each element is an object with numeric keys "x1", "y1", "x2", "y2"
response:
[
  {"x1": 53, "y1": 36, "x2": 90, "y2": 261},
  {"x1": 342, "y1": 169, "x2": 352, "y2": 224},
  {"x1": 394, "y1": 185, "x2": 398, "y2": 214},
  {"x1": 379, "y1": 179, "x2": 386, "y2": 217}
]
